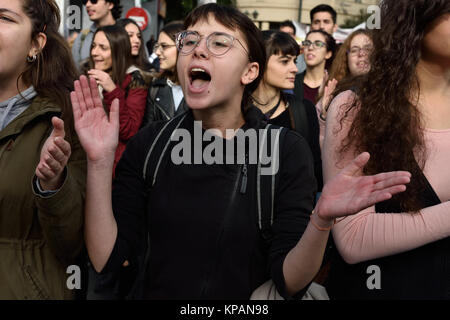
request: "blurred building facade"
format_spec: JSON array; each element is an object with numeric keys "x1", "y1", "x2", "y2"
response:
[{"x1": 237, "y1": 0, "x2": 380, "y2": 29}]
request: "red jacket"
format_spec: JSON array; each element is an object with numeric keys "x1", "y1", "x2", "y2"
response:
[{"x1": 103, "y1": 71, "x2": 148, "y2": 175}]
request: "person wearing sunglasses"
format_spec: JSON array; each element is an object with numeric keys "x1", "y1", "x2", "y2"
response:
[
  {"x1": 141, "y1": 22, "x2": 188, "y2": 127},
  {"x1": 71, "y1": 0, "x2": 122, "y2": 70},
  {"x1": 300, "y1": 30, "x2": 336, "y2": 104},
  {"x1": 70, "y1": 4, "x2": 410, "y2": 300}
]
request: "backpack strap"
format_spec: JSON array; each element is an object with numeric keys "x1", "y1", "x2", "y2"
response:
[
  {"x1": 257, "y1": 124, "x2": 288, "y2": 241},
  {"x1": 294, "y1": 72, "x2": 305, "y2": 102},
  {"x1": 289, "y1": 97, "x2": 310, "y2": 143},
  {"x1": 143, "y1": 113, "x2": 188, "y2": 188}
]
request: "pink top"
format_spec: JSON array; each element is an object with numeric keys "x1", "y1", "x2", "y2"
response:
[{"x1": 322, "y1": 90, "x2": 450, "y2": 264}]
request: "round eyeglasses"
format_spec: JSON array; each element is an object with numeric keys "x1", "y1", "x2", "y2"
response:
[
  {"x1": 175, "y1": 31, "x2": 249, "y2": 57},
  {"x1": 302, "y1": 40, "x2": 327, "y2": 49},
  {"x1": 347, "y1": 46, "x2": 373, "y2": 56},
  {"x1": 153, "y1": 43, "x2": 176, "y2": 53}
]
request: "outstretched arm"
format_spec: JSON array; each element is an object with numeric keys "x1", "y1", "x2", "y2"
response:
[
  {"x1": 282, "y1": 150, "x2": 411, "y2": 296},
  {"x1": 71, "y1": 75, "x2": 120, "y2": 272},
  {"x1": 322, "y1": 90, "x2": 450, "y2": 264}
]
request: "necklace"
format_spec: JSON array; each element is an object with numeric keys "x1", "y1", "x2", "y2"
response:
[
  {"x1": 253, "y1": 91, "x2": 279, "y2": 107},
  {"x1": 264, "y1": 95, "x2": 283, "y2": 119}
]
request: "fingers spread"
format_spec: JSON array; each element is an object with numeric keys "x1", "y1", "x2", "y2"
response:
[
  {"x1": 90, "y1": 76, "x2": 103, "y2": 107},
  {"x1": 80, "y1": 75, "x2": 95, "y2": 110},
  {"x1": 109, "y1": 98, "x2": 120, "y2": 128},
  {"x1": 74, "y1": 79, "x2": 88, "y2": 114},
  {"x1": 372, "y1": 171, "x2": 411, "y2": 187},
  {"x1": 71, "y1": 91, "x2": 83, "y2": 120},
  {"x1": 343, "y1": 152, "x2": 370, "y2": 176}
]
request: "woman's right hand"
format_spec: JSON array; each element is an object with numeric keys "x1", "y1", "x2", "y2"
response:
[
  {"x1": 71, "y1": 75, "x2": 119, "y2": 165},
  {"x1": 321, "y1": 78, "x2": 338, "y2": 117}
]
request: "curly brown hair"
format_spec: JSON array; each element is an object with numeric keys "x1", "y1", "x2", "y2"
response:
[
  {"x1": 339, "y1": 0, "x2": 450, "y2": 212},
  {"x1": 328, "y1": 29, "x2": 373, "y2": 82}
]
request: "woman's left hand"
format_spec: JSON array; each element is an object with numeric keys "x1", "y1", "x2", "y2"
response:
[
  {"x1": 36, "y1": 117, "x2": 71, "y2": 191},
  {"x1": 315, "y1": 152, "x2": 411, "y2": 222},
  {"x1": 87, "y1": 69, "x2": 116, "y2": 92}
]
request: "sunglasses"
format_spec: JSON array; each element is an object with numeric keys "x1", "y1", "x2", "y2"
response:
[{"x1": 82, "y1": 0, "x2": 100, "y2": 5}]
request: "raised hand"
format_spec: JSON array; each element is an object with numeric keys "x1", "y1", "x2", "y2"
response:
[
  {"x1": 315, "y1": 152, "x2": 411, "y2": 221},
  {"x1": 318, "y1": 69, "x2": 329, "y2": 98},
  {"x1": 36, "y1": 117, "x2": 71, "y2": 190},
  {"x1": 71, "y1": 75, "x2": 119, "y2": 165},
  {"x1": 321, "y1": 78, "x2": 338, "y2": 118}
]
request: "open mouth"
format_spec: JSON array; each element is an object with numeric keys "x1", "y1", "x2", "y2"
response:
[
  {"x1": 357, "y1": 61, "x2": 369, "y2": 68},
  {"x1": 189, "y1": 67, "x2": 211, "y2": 89}
]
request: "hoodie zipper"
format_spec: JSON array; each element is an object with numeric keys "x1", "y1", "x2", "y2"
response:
[
  {"x1": 200, "y1": 160, "x2": 246, "y2": 297},
  {"x1": 240, "y1": 154, "x2": 248, "y2": 194}
]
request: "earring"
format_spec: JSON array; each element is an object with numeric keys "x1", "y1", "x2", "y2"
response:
[{"x1": 27, "y1": 54, "x2": 37, "y2": 63}]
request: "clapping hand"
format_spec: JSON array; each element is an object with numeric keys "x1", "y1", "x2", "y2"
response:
[{"x1": 36, "y1": 117, "x2": 71, "y2": 190}]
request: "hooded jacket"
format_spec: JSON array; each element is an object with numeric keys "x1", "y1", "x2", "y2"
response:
[{"x1": 0, "y1": 95, "x2": 86, "y2": 299}]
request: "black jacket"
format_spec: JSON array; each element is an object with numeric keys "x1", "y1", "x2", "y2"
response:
[
  {"x1": 141, "y1": 78, "x2": 188, "y2": 127},
  {"x1": 102, "y1": 107, "x2": 317, "y2": 299}
]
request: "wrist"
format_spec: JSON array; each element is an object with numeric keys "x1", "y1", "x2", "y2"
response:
[
  {"x1": 104, "y1": 82, "x2": 116, "y2": 93},
  {"x1": 39, "y1": 169, "x2": 66, "y2": 191},
  {"x1": 87, "y1": 157, "x2": 114, "y2": 171},
  {"x1": 310, "y1": 209, "x2": 335, "y2": 231}
]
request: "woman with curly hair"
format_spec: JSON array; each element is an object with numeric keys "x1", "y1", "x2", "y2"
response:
[
  {"x1": 323, "y1": 0, "x2": 450, "y2": 299},
  {"x1": 316, "y1": 29, "x2": 373, "y2": 148}
]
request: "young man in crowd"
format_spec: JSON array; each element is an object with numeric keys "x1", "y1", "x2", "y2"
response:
[
  {"x1": 71, "y1": 0, "x2": 122, "y2": 68},
  {"x1": 289, "y1": 4, "x2": 338, "y2": 75}
]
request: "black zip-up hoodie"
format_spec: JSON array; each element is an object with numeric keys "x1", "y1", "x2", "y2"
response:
[{"x1": 102, "y1": 107, "x2": 317, "y2": 299}]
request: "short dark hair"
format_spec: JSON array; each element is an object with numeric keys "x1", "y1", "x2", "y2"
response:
[
  {"x1": 310, "y1": 4, "x2": 337, "y2": 24},
  {"x1": 106, "y1": 0, "x2": 123, "y2": 21},
  {"x1": 306, "y1": 29, "x2": 336, "y2": 69},
  {"x1": 184, "y1": 4, "x2": 266, "y2": 113},
  {"x1": 279, "y1": 20, "x2": 296, "y2": 34},
  {"x1": 262, "y1": 30, "x2": 300, "y2": 62},
  {"x1": 161, "y1": 21, "x2": 185, "y2": 42}
]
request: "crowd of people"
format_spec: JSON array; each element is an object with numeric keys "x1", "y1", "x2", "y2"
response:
[{"x1": 0, "y1": 0, "x2": 448, "y2": 300}]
